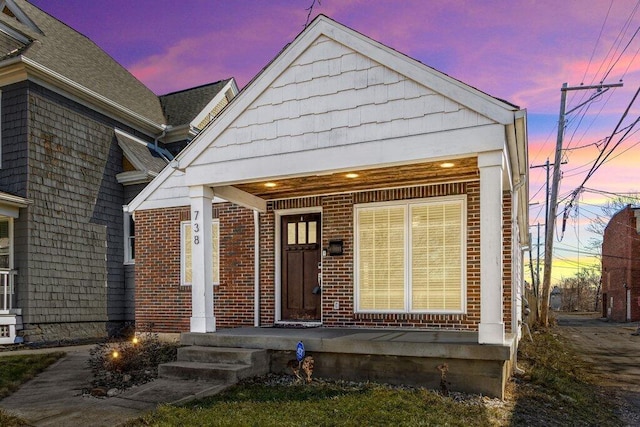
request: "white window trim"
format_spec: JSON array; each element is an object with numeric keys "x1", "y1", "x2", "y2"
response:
[
  {"x1": 354, "y1": 195, "x2": 467, "y2": 314},
  {"x1": 123, "y1": 212, "x2": 134, "y2": 265},
  {"x1": 181, "y1": 219, "x2": 220, "y2": 286}
]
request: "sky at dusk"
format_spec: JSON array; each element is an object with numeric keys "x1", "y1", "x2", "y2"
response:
[{"x1": 29, "y1": 0, "x2": 640, "y2": 284}]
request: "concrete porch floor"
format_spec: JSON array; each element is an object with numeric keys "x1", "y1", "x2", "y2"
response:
[{"x1": 181, "y1": 327, "x2": 517, "y2": 398}]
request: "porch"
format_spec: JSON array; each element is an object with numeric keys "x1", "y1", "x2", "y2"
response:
[
  {"x1": 0, "y1": 269, "x2": 19, "y2": 344},
  {"x1": 178, "y1": 327, "x2": 517, "y2": 398}
]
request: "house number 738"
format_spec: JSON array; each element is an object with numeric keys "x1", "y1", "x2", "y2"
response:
[{"x1": 193, "y1": 210, "x2": 200, "y2": 245}]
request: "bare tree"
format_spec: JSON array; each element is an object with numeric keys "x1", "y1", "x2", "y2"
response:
[
  {"x1": 557, "y1": 268, "x2": 601, "y2": 312},
  {"x1": 585, "y1": 193, "x2": 640, "y2": 256}
]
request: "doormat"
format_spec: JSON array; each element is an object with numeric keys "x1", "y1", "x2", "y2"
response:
[{"x1": 272, "y1": 323, "x2": 321, "y2": 329}]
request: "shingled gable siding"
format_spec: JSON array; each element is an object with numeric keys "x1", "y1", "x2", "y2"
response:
[
  {"x1": 7, "y1": 82, "x2": 144, "y2": 341},
  {"x1": 135, "y1": 203, "x2": 256, "y2": 333}
]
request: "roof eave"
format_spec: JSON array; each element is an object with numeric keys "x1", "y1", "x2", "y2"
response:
[{"x1": 0, "y1": 56, "x2": 166, "y2": 136}]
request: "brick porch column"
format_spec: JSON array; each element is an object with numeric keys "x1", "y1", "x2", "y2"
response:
[
  {"x1": 478, "y1": 150, "x2": 505, "y2": 345},
  {"x1": 189, "y1": 185, "x2": 215, "y2": 332}
]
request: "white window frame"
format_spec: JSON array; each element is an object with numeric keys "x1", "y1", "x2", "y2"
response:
[
  {"x1": 181, "y1": 219, "x2": 220, "y2": 286},
  {"x1": 123, "y1": 213, "x2": 135, "y2": 265},
  {"x1": 354, "y1": 195, "x2": 467, "y2": 314}
]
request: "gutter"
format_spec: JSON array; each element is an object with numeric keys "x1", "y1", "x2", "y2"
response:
[{"x1": 0, "y1": 56, "x2": 166, "y2": 135}]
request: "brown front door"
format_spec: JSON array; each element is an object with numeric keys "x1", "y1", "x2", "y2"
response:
[{"x1": 281, "y1": 213, "x2": 321, "y2": 321}]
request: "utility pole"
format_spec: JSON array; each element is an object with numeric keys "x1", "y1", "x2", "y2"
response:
[{"x1": 540, "y1": 81, "x2": 623, "y2": 327}]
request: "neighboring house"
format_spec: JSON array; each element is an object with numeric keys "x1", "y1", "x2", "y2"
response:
[
  {"x1": 602, "y1": 205, "x2": 640, "y2": 322},
  {"x1": 0, "y1": 0, "x2": 237, "y2": 343},
  {"x1": 128, "y1": 13, "x2": 529, "y2": 357}
]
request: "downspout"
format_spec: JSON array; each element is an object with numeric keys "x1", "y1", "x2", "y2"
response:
[
  {"x1": 254, "y1": 210, "x2": 260, "y2": 327},
  {"x1": 154, "y1": 124, "x2": 167, "y2": 151}
]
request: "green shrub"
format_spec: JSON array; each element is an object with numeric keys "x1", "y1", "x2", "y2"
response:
[{"x1": 88, "y1": 333, "x2": 178, "y2": 390}]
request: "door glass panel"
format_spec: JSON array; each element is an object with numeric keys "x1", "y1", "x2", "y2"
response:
[
  {"x1": 297, "y1": 222, "x2": 306, "y2": 244},
  {"x1": 308, "y1": 221, "x2": 317, "y2": 244},
  {"x1": 287, "y1": 223, "x2": 296, "y2": 245}
]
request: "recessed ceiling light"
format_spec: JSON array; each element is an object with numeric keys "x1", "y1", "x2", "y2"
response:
[
  {"x1": 440, "y1": 162, "x2": 455, "y2": 168},
  {"x1": 345, "y1": 173, "x2": 359, "y2": 178},
  {"x1": 264, "y1": 182, "x2": 277, "y2": 188}
]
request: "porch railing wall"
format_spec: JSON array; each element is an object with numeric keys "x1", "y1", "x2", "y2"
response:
[{"x1": 0, "y1": 269, "x2": 16, "y2": 312}]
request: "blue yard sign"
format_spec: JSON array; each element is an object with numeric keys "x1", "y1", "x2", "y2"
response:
[{"x1": 296, "y1": 341, "x2": 305, "y2": 361}]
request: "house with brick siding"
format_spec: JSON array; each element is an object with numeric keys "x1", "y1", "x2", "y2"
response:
[
  {"x1": 128, "y1": 12, "x2": 529, "y2": 360},
  {"x1": 602, "y1": 205, "x2": 640, "y2": 322},
  {"x1": 0, "y1": 0, "x2": 237, "y2": 343}
]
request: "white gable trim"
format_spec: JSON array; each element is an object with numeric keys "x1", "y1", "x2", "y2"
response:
[
  {"x1": 127, "y1": 15, "x2": 525, "y2": 214},
  {"x1": 190, "y1": 79, "x2": 239, "y2": 130}
]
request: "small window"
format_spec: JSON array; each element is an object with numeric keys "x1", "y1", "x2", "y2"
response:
[
  {"x1": 181, "y1": 220, "x2": 220, "y2": 286},
  {"x1": 124, "y1": 213, "x2": 135, "y2": 264}
]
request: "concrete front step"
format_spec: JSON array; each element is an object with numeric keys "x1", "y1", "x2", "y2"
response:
[
  {"x1": 177, "y1": 346, "x2": 267, "y2": 365},
  {"x1": 159, "y1": 346, "x2": 269, "y2": 385}
]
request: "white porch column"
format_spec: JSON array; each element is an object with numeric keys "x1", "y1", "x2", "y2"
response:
[
  {"x1": 189, "y1": 185, "x2": 215, "y2": 332},
  {"x1": 478, "y1": 151, "x2": 505, "y2": 344}
]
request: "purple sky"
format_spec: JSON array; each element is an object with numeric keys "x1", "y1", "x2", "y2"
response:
[{"x1": 29, "y1": 0, "x2": 640, "y2": 282}]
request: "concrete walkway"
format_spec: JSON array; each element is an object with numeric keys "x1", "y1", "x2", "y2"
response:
[{"x1": 0, "y1": 346, "x2": 226, "y2": 426}]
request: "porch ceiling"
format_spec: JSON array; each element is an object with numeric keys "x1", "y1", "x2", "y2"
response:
[{"x1": 233, "y1": 157, "x2": 478, "y2": 200}]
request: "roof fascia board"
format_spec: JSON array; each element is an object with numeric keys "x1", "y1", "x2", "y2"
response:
[
  {"x1": 0, "y1": 20, "x2": 30, "y2": 44},
  {"x1": 115, "y1": 128, "x2": 162, "y2": 172},
  {"x1": 0, "y1": 191, "x2": 30, "y2": 208},
  {"x1": 116, "y1": 170, "x2": 157, "y2": 185},
  {"x1": 0, "y1": 57, "x2": 165, "y2": 136},
  {"x1": 22, "y1": 57, "x2": 165, "y2": 134},
  {"x1": 190, "y1": 78, "x2": 239, "y2": 129}
]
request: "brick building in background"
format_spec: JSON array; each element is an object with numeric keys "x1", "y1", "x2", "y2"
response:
[{"x1": 602, "y1": 205, "x2": 640, "y2": 322}]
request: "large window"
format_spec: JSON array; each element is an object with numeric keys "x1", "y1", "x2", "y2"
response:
[
  {"x1": 181, "y1": 220, "x2": 220, "y2": 286},
  {"x1": 355, "y1": 196, "x2": 466, "y2": 313}
]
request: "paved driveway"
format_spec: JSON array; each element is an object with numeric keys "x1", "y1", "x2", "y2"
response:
[{"x1": 557, "y1": 312, "x2": 640, "y2": 426}]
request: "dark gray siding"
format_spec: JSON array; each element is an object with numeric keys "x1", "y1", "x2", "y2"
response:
[{"x1": 14, "y1": 82, "x2": 146, "y2": 341}]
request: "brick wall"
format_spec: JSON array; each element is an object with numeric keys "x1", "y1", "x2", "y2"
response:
[
  {"x1": 135, "y1": 204, "x2": 256, "y2": 332},
  {"x1": 136, "y1": 180, "x2": 521, "y2": 333},
  {"x1": 602, "y1": 206, "x2": 640, "y2": 322},
  {"x1": 502, "y1": 191, "x2": 513, "y2": 332}
]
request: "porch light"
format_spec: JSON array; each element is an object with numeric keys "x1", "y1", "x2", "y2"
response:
[
  {"x1": 440, "y1": 162, "x2": 455, "y2": 168},
  {"x1": 264, "y1": 182, "x2": 277, "y2": 188},
  {"x1": 345, "y1": 173, "x2": 359, "y2": 178}
]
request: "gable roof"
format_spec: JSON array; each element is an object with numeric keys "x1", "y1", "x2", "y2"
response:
[
  {"x1": 0, "y1": 0, "x2": 165, "y2": 129},
  {"x1": 160, "y1": 79, "x2": 234, "y2": 127},
  {"x1": 128, "y1": 15, "x2": 527, "y2": 213}
]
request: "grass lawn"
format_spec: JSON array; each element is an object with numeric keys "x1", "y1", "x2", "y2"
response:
[
  {"x1": 128, "y1": 327, "x2": 623, "y2": 427},
  {"x1": 131, "y1": 381, "x2": 502, "y2": 426},
  {"x1": 0, "y1": 352, "x2": 65, "y2": 426}
]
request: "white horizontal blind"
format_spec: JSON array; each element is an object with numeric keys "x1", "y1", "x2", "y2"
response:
[
  {"x1": 357, "y1": 205, "x2": 405, "y2": 310},
  {"x1": 411, "y1": 201, "x2": 462, "y2": 311}
]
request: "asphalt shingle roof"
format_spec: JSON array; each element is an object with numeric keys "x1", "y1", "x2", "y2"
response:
[
  {"x1": 116, "y1": 131, "x2": 168, "y2": 174},
  {"x1": 0, "y1": 0, "x2": 166, "y2": 125},
  {"x1": 159, "y1": 79, "x2": 232, "y2": 126}
]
